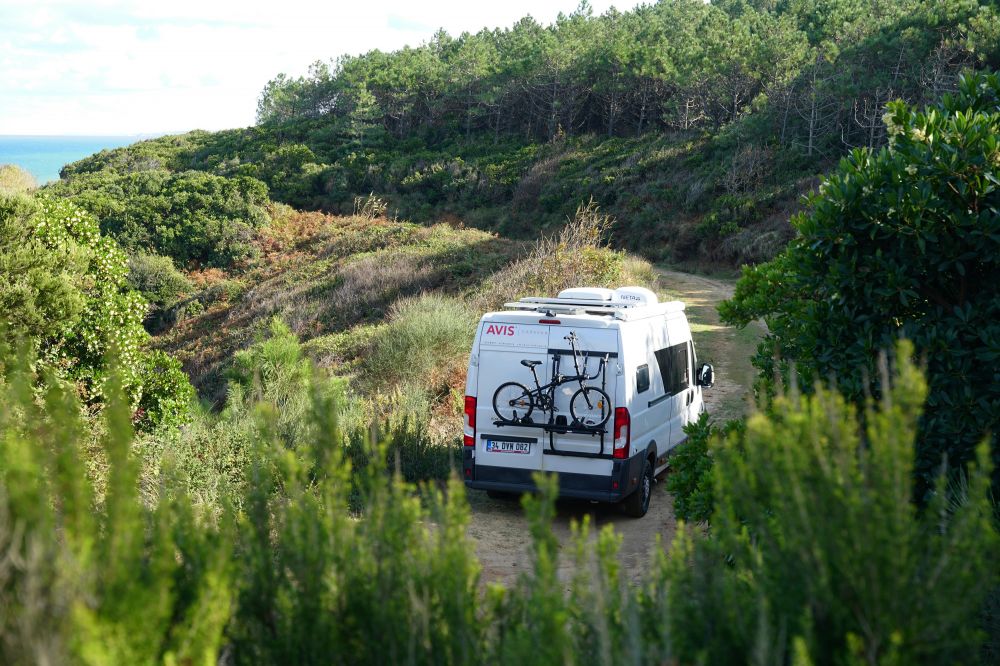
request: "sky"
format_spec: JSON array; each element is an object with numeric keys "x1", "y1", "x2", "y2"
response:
[{"x1": 0, "y1": 0, "x2": 639, "y2": 136}]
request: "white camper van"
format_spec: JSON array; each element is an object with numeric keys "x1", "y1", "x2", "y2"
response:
[{"x1": 462, "y1": 286, "x2": 714, "y2": 517}]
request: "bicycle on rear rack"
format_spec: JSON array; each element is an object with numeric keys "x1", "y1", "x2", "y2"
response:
[{"x1": 492, "y1": 331, "x2": 612, "y2": 427}]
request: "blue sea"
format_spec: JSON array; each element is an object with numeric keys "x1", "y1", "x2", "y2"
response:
[{"x1": 0, "y1": 135, "x2": 146, "y2": 184}]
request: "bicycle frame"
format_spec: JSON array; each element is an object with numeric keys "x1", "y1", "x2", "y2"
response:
[{"x1": 521, "y1": 335, "x2": 609, "y2": 423}]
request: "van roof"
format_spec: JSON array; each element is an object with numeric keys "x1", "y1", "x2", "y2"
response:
[{"x1": 486, "y1": 296, "x2": 685, "y2": 326}]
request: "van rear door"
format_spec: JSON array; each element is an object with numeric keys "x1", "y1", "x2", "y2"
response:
[
  {"x1": 475, "y1": 321, "x2": 551, "y2": 472},
  {"x1": 540, "y1": 326, "x2": 619, "y2": 457}
]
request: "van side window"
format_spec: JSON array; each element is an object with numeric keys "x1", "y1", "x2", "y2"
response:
[
  {"x1": 654, "y1": 343, "x2": 690, "y2": 395},
  {"x1": 676, "y1": 344, "x2": 690, "y2": 388},
  {"x1": 636, "y1": 365, "x2": 650, "y2": 393}
]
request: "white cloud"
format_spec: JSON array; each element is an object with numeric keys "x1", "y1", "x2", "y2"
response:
[{"x1": 0, "y1": 0, "x2": 637, "y2": 135}]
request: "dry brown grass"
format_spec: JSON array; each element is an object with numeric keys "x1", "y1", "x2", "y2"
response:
[
  {"x1": 353, "y1": 192, "x2": 389, "y2": 220},
  {"x1": 0, "y1": 164, "x2": 36, "y2": 194},
  {"x1": 472, "y1": 199, "x2": 657, "y2": 309},
  {"x1": 258, "y1": 206, "x2": 340, "y2": 266},
  {"x1": 327, "y1": 255, "x2": 436, "y2": 318},
  {"x1": 156, "y1": 213, "x2": 519, "y2": 402},
  {"x1": 186, "y1": 267, "x2": 229, "y2": 288}
]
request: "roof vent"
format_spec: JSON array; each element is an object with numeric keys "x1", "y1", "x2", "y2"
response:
[
  {"x1": 557, "y1": 287, "x2": 614, "y2": 301},
  {"x1": 612, "y1": 286, "x2": 658, "y2": 306}
]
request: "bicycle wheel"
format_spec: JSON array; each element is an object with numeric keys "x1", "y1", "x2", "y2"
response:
[
  {"x1": 570, "y1": 386, "x2": 612, "y2": 427},
  {"x1": 493, "y1": 382, "x2": 534, "y2": 422}
]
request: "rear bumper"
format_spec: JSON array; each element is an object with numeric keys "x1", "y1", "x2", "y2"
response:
[{"x1": 463, "y1": 449, "x2": 646, "y2": 503}]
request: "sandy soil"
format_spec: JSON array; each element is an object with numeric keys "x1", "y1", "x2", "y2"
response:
[{"x1": 467, "y1": 270, "x2": 764, "y2": 585}]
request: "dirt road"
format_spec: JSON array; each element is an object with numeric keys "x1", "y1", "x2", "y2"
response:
[
  {"x1": 467, "y1": 270, "x2": 764, "y2": 585},
  {"x1": 656, "y1": 269, "x2": 764, "y2": 423}
]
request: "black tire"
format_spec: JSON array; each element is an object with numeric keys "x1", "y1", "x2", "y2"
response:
[
  {"x1": 493, "y1": 382, "x2": 534, "y2": 422},
  {"x1": 622, "y1": 458, "x2": 653, "y2": 518},
  {"x1": 569, "y1": 386, "x2": 612, "y2": 427}
]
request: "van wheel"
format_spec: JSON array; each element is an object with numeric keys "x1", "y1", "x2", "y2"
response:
[{"x1": 622, "y1": 459, "x2": 653, "y2": 518}]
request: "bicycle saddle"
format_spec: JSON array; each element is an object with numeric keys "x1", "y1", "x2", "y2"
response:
[{"x1": 520, "y1": 359, "x2": 542, "y2": 368}]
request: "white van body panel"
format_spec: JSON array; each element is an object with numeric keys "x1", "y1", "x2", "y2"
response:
[
  {"x1": 462, "y1": 289, "x2": 709, "y2": 507},
  {"x1": 625, "y1": 315, "x2": 671, "y2": 475},
  {"x1": 665, "y1": 314, "x2": 694, "y2": 452}
]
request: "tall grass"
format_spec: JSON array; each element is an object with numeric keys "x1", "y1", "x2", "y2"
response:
[{"x1": 363, "y1": 294, "x2": 476, "y2": 394}]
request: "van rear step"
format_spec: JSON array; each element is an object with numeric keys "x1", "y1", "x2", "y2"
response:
[{"x1": 470, "y1": 463, "x2": 634, "y2": 502}]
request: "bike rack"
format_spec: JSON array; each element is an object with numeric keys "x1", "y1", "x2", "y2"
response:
[{"x1": 491, "y1": 348, "x2": 613, "y2": 459}]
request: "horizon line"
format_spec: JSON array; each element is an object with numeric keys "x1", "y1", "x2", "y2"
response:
[{"x1": 0, "y1": 129, "x2": 243, "y2": 138}]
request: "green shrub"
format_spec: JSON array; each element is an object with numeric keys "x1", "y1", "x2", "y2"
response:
[
  {"x1": 666, "y1": 341, "x2": 1000, "y2": 664},
  {"x1": 0, "y1": 192, "x2": 88, "y2": 346},
  {"x1": 0, "y1": 194, "x2": 194, "y2": 426},
  {"x1": 29, "y1": 197, "x2": 148, "y2": 398},
  {"x1": 135, "y1": 349, "x2": 196, "y2": 430},
  {"x1": 300, "y1": 323, "x2": 383, "y2": 372},
  {"x1": 342, "y1": 384, "x2": 460, "y2": 486},
  {"x1": 720, "y1": 73, "x2": 1000, "y2": 496},
  {"x1": 200, "y1": 278, "x2": 246, "y2": 305},
  {"x1": 127, "y1": 252, "x2": 192, "y2": 308},
  {"x1": 226, "y1": 318, "x2": 320, "y2": 447},
  {"x1": 665, "y1": 414, "x2": 745, "y2": 523},
  {"x1": 135, "y1": 403, "x2": 256, "y2": 512},
  {"x1": 31, "y1": 198, "x2": 196, "y2": 427},
  {"x1": 228, "y1": 400, "x2": 482, "y2": 665},
  {"x1": 47, "y1": 169, "x2": 270, "y2": 268}
]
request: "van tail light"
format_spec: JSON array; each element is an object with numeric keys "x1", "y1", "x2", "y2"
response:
[
  {"x1": 612, "y1": 407, "x2": 630, "y2": 459},
  {"x1": 463, "y1": 395, "x2": 476, "y2": 447}
]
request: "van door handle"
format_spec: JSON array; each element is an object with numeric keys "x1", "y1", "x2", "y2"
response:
[
  {"x1": 648, "y1": 394, "x2": 670, "y2": 408},
  {"x1": 686, "y1": 391, "x2": 692, "y2": 406}
]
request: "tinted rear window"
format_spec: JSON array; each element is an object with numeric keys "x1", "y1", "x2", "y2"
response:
[
  {"x1": 653, "y1": 343, "x2": 689, "y2": 395},
  {"x1": 636, "y1": 364, "x2": 650, "y2": 393}
]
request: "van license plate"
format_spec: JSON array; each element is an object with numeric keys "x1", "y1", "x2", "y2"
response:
[{"x1": 485, "y1": 439, "x2": 530, "y2": 454}]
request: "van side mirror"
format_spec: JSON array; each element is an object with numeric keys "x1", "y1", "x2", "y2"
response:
[{"x1": 697, "y1": 363, "x2": 714, "y2": 388}]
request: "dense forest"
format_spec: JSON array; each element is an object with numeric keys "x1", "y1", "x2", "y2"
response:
[
  {"x1": 1, "y1": 0, "x2": 999, "y2": 663},
  {"x1": 256, "y1": 0, "x2": 996, "y2": 147},
  {"x1": 60, "y1": 0, "x2": 1000, "y2": 265}
]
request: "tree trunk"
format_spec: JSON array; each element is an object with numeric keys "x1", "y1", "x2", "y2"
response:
[{"x1": 637, "y1": 86, "x2": 648, "y2": 136}]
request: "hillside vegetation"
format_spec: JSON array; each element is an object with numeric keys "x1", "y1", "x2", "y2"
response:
[
  {"x1": 1, "y1": 3, "x2": 999, "y2": 664},
  {"x1": 56, "y1": 0, "x2": 999, "y2": 266}
]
